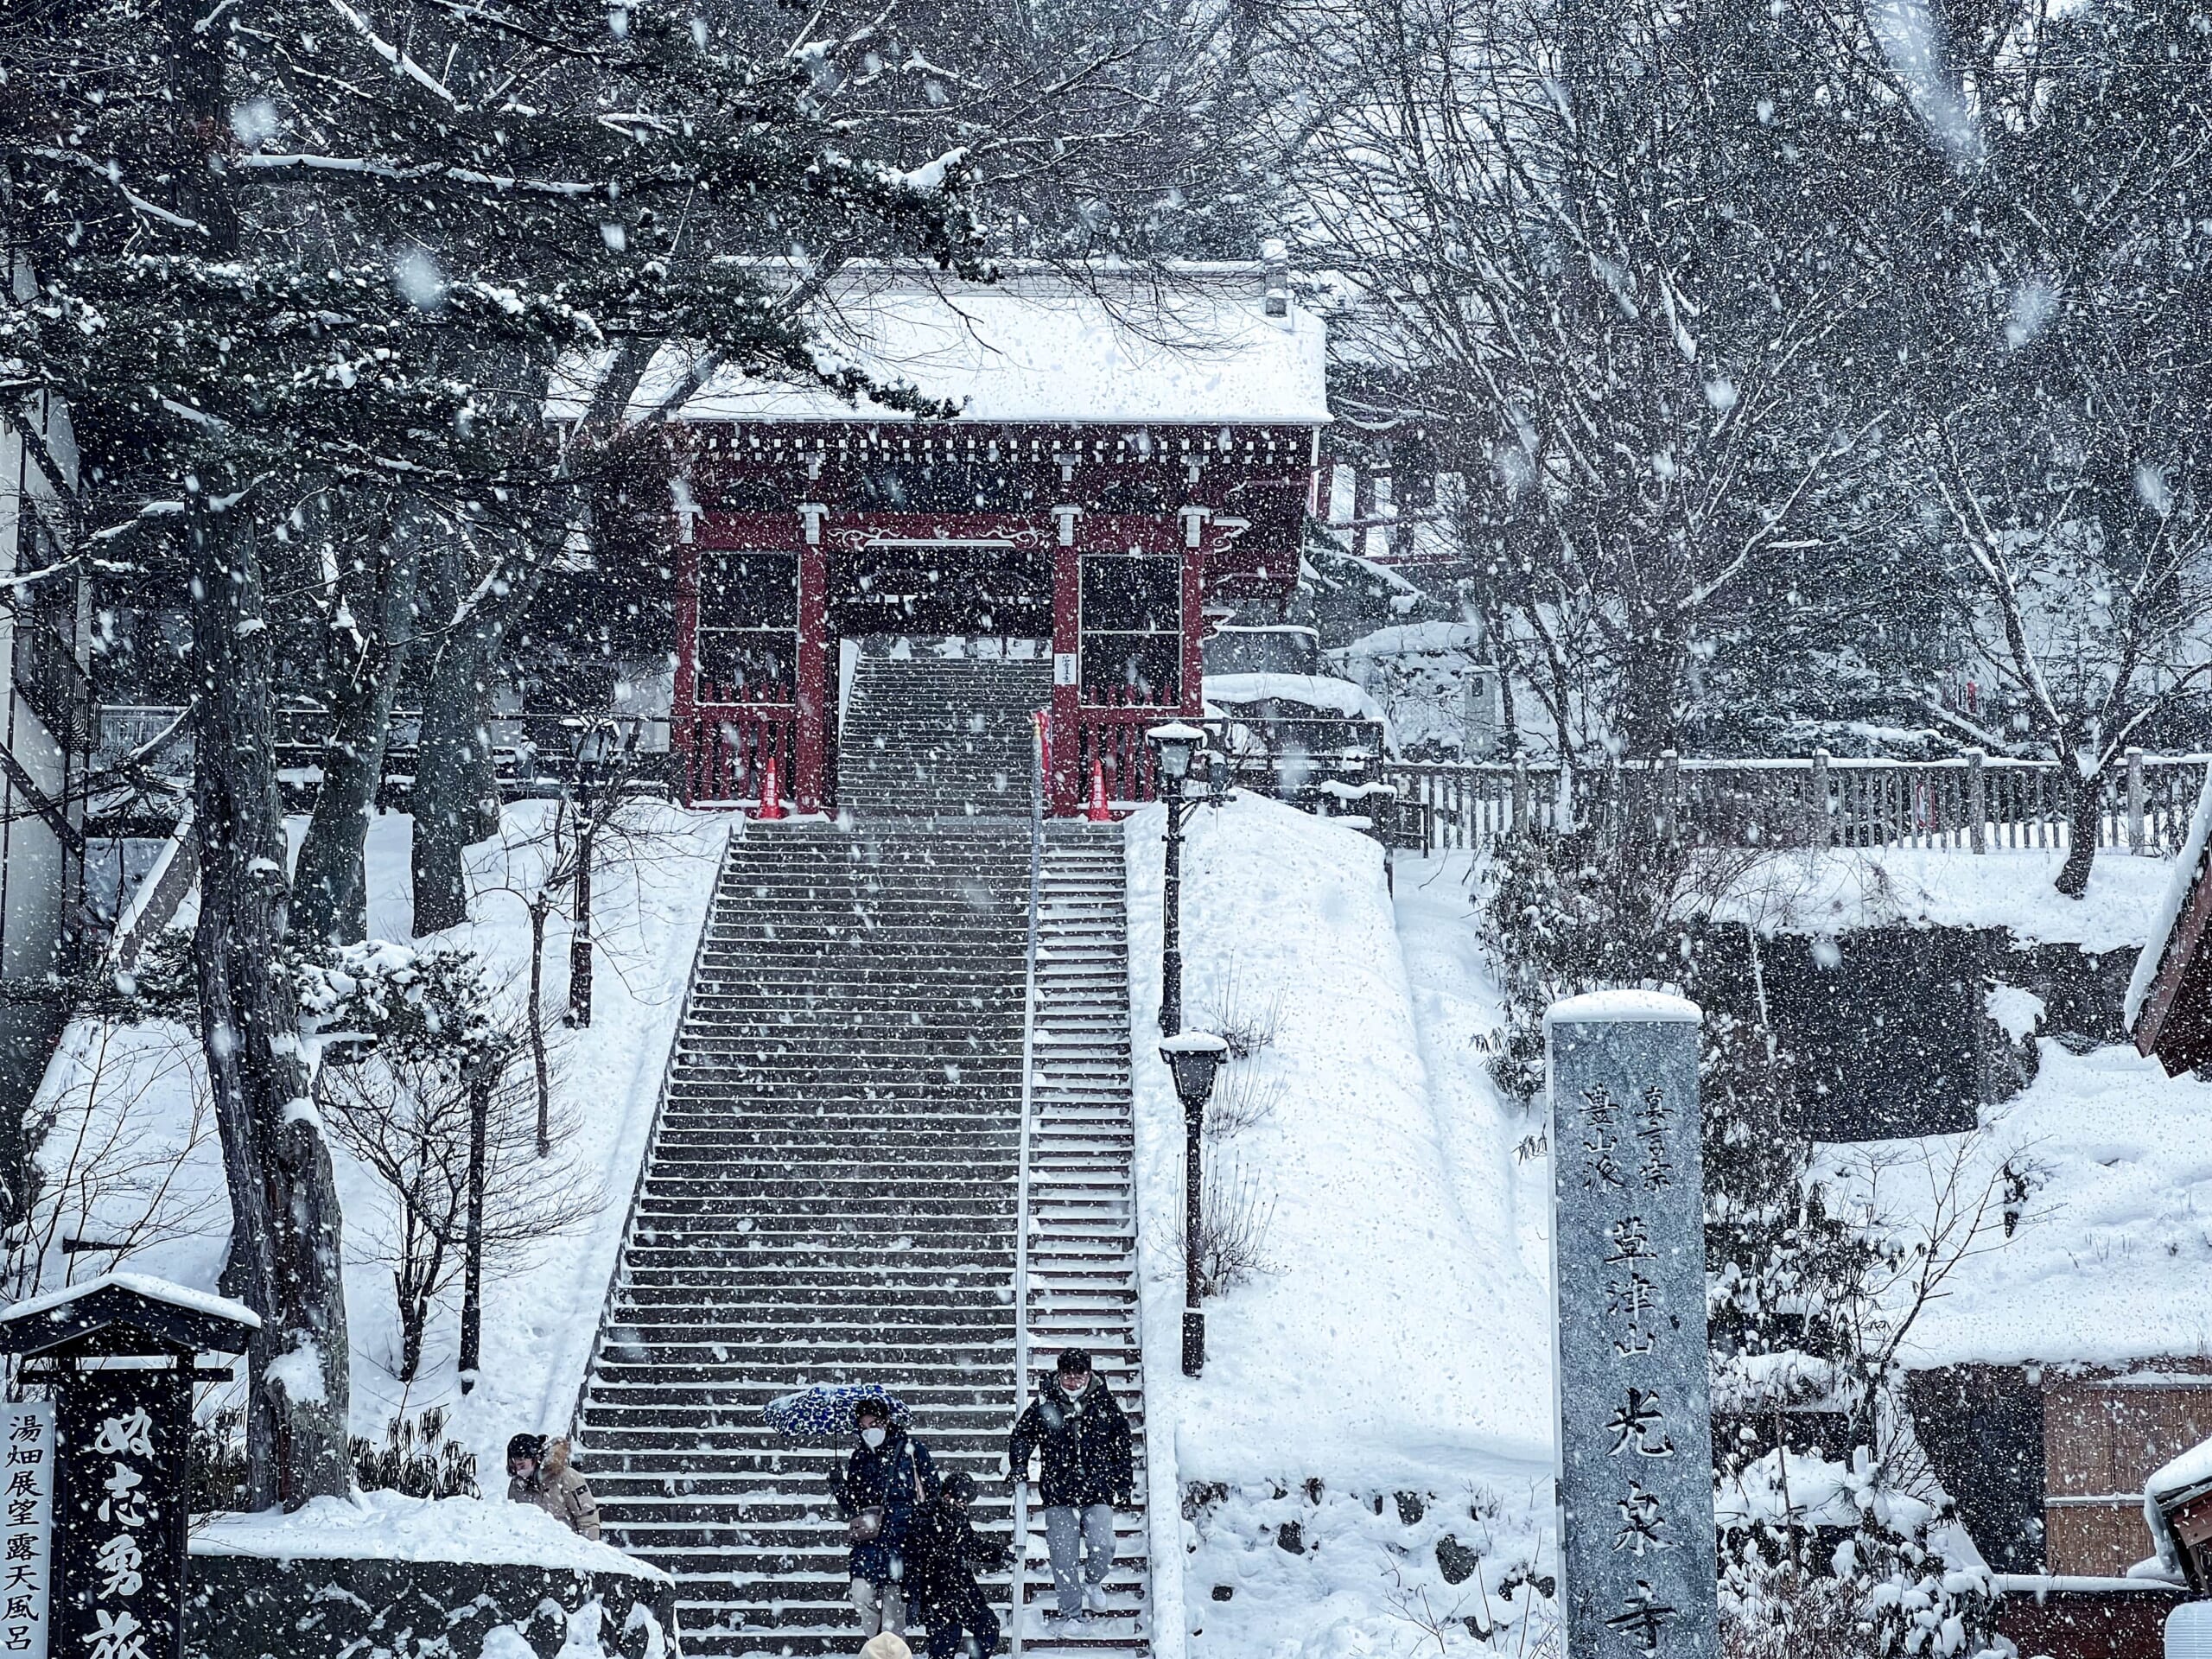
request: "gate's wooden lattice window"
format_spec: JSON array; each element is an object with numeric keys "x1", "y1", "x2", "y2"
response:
[{"x1": 1079, "y1": 552, "x2": 1180, "y2": 706}]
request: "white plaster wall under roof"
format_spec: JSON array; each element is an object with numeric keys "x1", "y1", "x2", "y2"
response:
[{"x1": 556, "y1": 262, "x2": 1331, "y2": 429}]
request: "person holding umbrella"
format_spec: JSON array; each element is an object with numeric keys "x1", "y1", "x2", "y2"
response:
[{"x1": 830, "y1": 1394, "x2": 939, "y2": 1638}]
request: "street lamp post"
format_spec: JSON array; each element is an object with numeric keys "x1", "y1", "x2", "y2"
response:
[
  {"x1": 1147, "y1": 722, "x2": 1228, "y2": 1036},
  {"x1": 1160, "y1": 1031, "x2": 1228, "y2": 1377}
]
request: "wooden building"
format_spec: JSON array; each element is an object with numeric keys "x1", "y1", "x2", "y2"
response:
[
  {"x1": 569, "y1": 264, "x2": 1332, "y2": 815},
  {"x1": 2129, "y1": 764, "x2": 2212, "y2": 1073}
]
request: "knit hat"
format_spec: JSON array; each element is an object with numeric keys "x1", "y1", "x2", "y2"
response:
[
  {"x1": 941, "y1": 1471, "x2": 978, "y2": 1504},
  {"x1": 1055, "y1": 1349, "x2": 1092, "y2": 1377},
  {"x1": 506, "y1": 1433, "x2": 548, "y2": 1465},
  {"x1": 860, "y1": 1635, "x2": 912, "y2": 1659},
  {"x1": 852, "y1": 1395, "x2": 894, "y2": 1428}
]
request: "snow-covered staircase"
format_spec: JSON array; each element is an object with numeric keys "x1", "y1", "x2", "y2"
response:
[
  {"x1": 1014, "y1": 824, "x2": 1153, "y2": 1652},
  {"x1": 575, "y1": 656, "x2": 1149, "y2": 1657},
  {"x1": 840, "y1": 652, "x2": 1053, "y2": 822}
]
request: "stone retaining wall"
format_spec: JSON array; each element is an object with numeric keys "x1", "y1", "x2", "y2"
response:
[{"x1": 185, "y1": 1552, "x2": 677, "y2": 1658}]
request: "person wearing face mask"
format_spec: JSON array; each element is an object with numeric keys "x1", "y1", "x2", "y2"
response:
[
  {"x1": 1005, "y1": 1349, "x2": 1132, "y2": 1624},
  {"x1": 830, "y1": 1397, "x2": 939, "y2": 1638}
]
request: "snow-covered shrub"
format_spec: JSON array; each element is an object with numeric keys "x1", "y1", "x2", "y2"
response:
[
  {"x1": 352, "y1": 1406, "x2": 479, "y2": 1499},
  {"x1": 1718, "y1": 1448, "x2": 2007, "y2": 1659},
  {"x1": 1185, "y1": 1479, "x2": 1560, "y2": 1659},
  {"x1": 1181, "y1": 1154, "x2": 1278, "y2": 1294},
  {"x1": 1478, "y1": 825, "x2": 1681, "y2": 1101},
  {"x1": 1198, "y1": 957, "x2": 1282, "y2": 1060},
  {"x1": 1204, "y1": 1065, "x2": 1282, "y2": 1141}
]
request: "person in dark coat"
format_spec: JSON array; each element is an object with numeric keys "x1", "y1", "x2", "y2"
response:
[
  {"x1": 905, "y1": 1471, "x2": 1009, "y2": 1659},
  {"x1": 830, "y1": 1397, "x2": 939, "y2": 1637},
  {"x1": 1005, "y1": 1349, "x2": 1131, "y2": 1622}
]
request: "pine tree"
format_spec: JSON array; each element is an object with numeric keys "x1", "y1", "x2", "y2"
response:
[{"x1": 3, "y1": 0, "x2": 981, "y2": 1505}]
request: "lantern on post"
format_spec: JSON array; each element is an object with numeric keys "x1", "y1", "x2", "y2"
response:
[
  {"x1": 0, "y1": 1274, "x2": 259, "y2": 1659},
  {"x1": 1160, "y1": 1031, "x2": 1228, "y2": 1377},
  {"x1": 1145, "y1": 722, "x2": 1229, "y2": 1037}
]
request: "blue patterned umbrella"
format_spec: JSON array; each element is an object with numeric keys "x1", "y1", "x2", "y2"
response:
[{"x1": 764, "y1": 1383, "x2": 912, "y2": 1438}]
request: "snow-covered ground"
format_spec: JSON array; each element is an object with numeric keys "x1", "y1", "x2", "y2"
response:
[
  {"x1": 1865, "y1": 1037, "x2": 2212, "y2": 1372},
  {"x1": 1704, "y1": 844, "x2": 2172, "y2": 950},
  {"x1": 29, "y1": 803, "x2": 726, "y2": 1484},
  {"x1": 1125, "y1": 798, "x2": 1557, "y2": 1655}
]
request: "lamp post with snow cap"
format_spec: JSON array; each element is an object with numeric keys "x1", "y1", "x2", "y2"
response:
[
  {"x1": 1147, "y1": 721, "x2": 1229, "y2": 1037},
  {"x1": 1161, "y1": 1031, "x2": 1227, "y2": 1376}
]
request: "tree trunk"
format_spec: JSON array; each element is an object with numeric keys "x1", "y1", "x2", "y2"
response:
[
  {"x1": 1616, "y1": 604, "x2": 1688, "y2": 761},
  {"x1": 408, "y1": 340, "x2": 657, "y2": 931},
  {"x1": 410, "y1": 570, "x2": 505, "y2": 935},
  {"x1": 296, "y1": 510, "x2": 423, "y2": 946},
  {"x1": 2055, "y1": 769, "x2": 2105, "y2": 899},
  {"x1": 529, "y1": 903, "x2": 550, "y2": 1158},
  {"x1": 397, "y1": 1268, "x2": 423, "y2": 1385},
  {"x1": 187, "y1": 496, "x2": 353, "y2": 1511}
]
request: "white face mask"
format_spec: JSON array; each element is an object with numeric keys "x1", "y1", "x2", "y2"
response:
[
  {"x1": 1061, "y1": 1376, "x2": 1088, "y2": 1395},
  {"x1": 861, "y1": 1426, "x2": 887, "y2": 1449}
]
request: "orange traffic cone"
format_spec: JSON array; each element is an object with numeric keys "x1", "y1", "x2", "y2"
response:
[
  {"x1": 757, "y1": 753, "x2": 788, "y2": 821},
  {"x1": 1086, "y1": 759, "x2": 1112, "y2": 823}
]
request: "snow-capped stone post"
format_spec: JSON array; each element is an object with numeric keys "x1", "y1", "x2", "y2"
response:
[
  {"x1": 1546, "y1": 992, "x2": 1719, "y2": 1659},
  {"x1": 0, "y1": 1275, "x2": 260, "y2": 1659}
]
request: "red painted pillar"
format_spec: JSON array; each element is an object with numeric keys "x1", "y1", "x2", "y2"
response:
[
  {"x1": 794, "y1": 539, "x2": 829, "y2": 814},
  {"x1": 672, "y1": 531, "x2": 699, "y2": 807},
  {"x1": 1050, "y1": 537, "x2": 1082, "y2": 816},
  {"x1": 1180, "y1": 531, "x2": 1206, "y2": 721}
]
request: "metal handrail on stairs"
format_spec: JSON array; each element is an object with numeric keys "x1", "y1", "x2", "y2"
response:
[{"x1": 1009, "y1": 710, "x2": 1046, "y2": 1657}]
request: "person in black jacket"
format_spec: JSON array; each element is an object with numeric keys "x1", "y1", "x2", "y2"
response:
[
  {"x1": 905, "y1": 1471, "x2": 1009, "y2": 1658},
  {"x1": 1005, "y1": 1349, "x2": 1131, "y2": 1623},
  {"x1": 830, "y1": 1397, "x2": 939, "y2": 1638}
]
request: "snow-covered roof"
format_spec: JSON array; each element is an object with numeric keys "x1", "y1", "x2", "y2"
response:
[
  {"x1": 560, "y1": 264, "x2": 1330, "y2": 428},
  {"x1": 2128, "y1": 762, "x2": 2212, "y2": 1041},
  {"x1": 1203, "y1": 672, "x2": 1388, "y2": 726},
  {"x1": 0, "y1": 1271, "x2": 260, "y2": 1359},
  {"x1": 1338, "y1": 621, "x2": 1486, "y2": 659},
  {"x1": 0, "y1": 1272, "x2": 259, "y2": 1331}
]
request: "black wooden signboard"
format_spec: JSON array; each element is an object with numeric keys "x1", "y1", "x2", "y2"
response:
[
  {"x1": 54, "y1": 1370, "x2": 190, "y2": 1659},
  {"x1": 0, "y1": 1278, "x2": 258, "y2": 1659}
]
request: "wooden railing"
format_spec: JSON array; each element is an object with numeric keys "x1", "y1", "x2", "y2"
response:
[
  {"x1": 1073, "y1": 708, "x2": 1173, "y2": 804},
  {"x1": 678, "y1": 704, "x2": 797, "y2": 806},
  {"x1": 1382, "y1": 749, "x2": 2211, "y2": 857},
  {"x1": 94, "y1": 705, "x2": 675, "y2": 799},
  {"x1": 1070, "y1": 707, "x2": 1394, "y2": 807}
]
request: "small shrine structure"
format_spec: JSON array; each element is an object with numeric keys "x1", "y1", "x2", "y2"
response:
[{"x1": 586, "y1": 263, "x2": 1330, "y2": 815}]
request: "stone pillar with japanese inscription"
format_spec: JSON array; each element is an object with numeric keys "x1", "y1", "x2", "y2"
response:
[{"x1": 1547, "y1": 991, "x2": 1719, "y2": 1659}]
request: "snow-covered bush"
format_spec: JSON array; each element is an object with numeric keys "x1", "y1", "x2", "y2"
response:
[
  {"x1": 351, "y1": 1406, "x2": 480, "y2": 1499},
  {"x1": 1719, "y1": 1448, "x2": 2005, "y2": 1659}
]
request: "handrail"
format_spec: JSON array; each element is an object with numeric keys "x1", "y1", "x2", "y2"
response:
[{"x1": 1009, "y1": 710, "x2": 1045, "y2": 1657}]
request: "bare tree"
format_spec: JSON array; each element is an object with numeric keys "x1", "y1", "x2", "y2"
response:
[
  {"x1": 1267, "y1": 0, "x2": 1910, "y2": 775},
  {"x1": 473, "y1": 763, "x2": 681, "y2": 1157},
  {"x1": 1928, "y1": 421, "x2": 2212, "y2": 896},
  {"x1": 319, "y1": 1039, "x2": 597, "y2": 1383}
]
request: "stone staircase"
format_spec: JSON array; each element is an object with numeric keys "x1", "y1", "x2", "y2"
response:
[
  {"x1": 1016, "y1": 825, "x2": 1150, "y2": 1643},
  {"x1": 840, "y1": 653, "x2": 1054, "y2": 820},
  {"x1": 575, "y1": 654, "x2": 1150, "y2": 1657}
]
